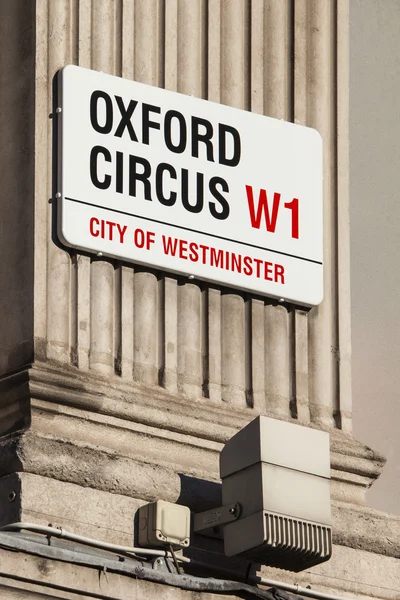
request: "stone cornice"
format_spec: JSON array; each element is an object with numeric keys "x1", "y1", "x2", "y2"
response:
[
  {"x1": 0, "y1": 362, "x2": 387, "y2": 495},
  {"x1": 27, "y1": 362, "x2": 385, "y2": 452},
  {"x1": 0, "y1": 361, "x2": 396, "y2": 559}
]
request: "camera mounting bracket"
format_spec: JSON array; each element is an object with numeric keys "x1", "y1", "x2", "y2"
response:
[{"x1": 193, "y1": 503, "x2": 241, "y2": 539}]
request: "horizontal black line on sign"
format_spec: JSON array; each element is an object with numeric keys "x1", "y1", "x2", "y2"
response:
[{"x1": 64, "y1": 196, "x2": 323, "y2": 265}]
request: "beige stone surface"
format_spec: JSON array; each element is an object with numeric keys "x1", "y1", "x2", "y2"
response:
[
  {"x1": 265, "y1": 544, "x2": 400, "y2": 600},
  {"x1": 0, "y1": 546, "x2": 243, "y2": 600},
  {"x1": 0, "y1": 532, "x2": 399, "y2": 600},
  {"x1": 1, "y1": 1, "x2": 398, "y2": 599},
  {"x1": 14, "y1": 0, "x2": 351, "y2": 429},
  {"x1": 0, "y1": 364, "x2": 397, "y2": 563}
]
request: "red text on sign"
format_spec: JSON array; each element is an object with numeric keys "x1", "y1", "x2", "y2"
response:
[
  {"x1": 245, "y1": 185, "x2": 299, "y2": 239},
  {"x1": 90, "y1": 217, "x2": 127, "y2": 243},
  {"x1": 133, "y1": 228, "x2": 155, "y2": 249},
  {"x1": 162, "y1": 235, "x2": 285, "y2": 284}
]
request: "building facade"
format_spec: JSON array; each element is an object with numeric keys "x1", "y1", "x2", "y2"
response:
[
  {"x1": 0, "y1": 1, "x2": 399, "y2": 598},
  {"x1": 350, "y1": 0, "x2": 400, "y2": 517}
]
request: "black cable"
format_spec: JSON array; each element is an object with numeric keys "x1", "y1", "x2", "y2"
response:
[
  {"x1": 134, "y1": 565, "x2": 298, "y2": 600},
  {"x1": 168, "y1": 544, "x2": 182, "y2": 575}
]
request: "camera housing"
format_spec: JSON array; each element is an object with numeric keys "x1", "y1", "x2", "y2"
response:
[{"x1": 220, "y1": 416, "x2": 332, "y2": 571}]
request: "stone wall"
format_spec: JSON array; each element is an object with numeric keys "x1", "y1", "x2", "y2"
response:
[
  {"x1": 27, "y1": 0, "x2": 351, "y2": 431},
  {"x1": 0, "y1": 1, "x2": 399, "y2": 599}
]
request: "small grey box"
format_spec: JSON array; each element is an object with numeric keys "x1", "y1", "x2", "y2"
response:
[{"x1": 138, "y1": 501, "x2": 190, "y2": 549}]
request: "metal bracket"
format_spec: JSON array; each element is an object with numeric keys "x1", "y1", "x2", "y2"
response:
[
  {"x1": 152, "y1": 556, "x2": 179, "y2": 574},
  {"x1": 193, "y1": 503, "x2": 241, "y2": 539}
]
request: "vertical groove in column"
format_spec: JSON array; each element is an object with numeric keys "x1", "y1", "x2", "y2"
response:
[
  {"x1": 164, "y1": 0, "x2": 178, "y2": 91},
  {"x1": 132, "y1": 0, "x2": 163, "y2": 386},
  {"x1": 248, "y1": 2, "x2": 266, "y2": 410},
  {"x1": 88, "y1": 0, "x2": 117, "y2": 375},
  {"x1": 78, "y1": 0, "x2": 92, "y2": 68},
  {"x1": 121, "y1": 0, "x2": 135, "y2": 80},
  {"x1": 70, "y1": 253, "x2": 78, "y2": 366},
  {"x1": 61, "y1": 1, "x2": 80, "y2": 371},
  {"x1": 174, "y1": 0, "x2": 206, "y2": 399},
  {"x1": 221, "y1": 294, "x2": 245, "y2": 405},
  {"x1": 251, "y1": 299, "x2": 266, "y2": 411},
  {"x1": 204, "y1": 1, "x2": 225, "y2": 402},
  {"x1": 207, "y1": 0, "x2": 221, "y2": 102},
  {"x1": 111, "y1": 0, "x2": 125, "y2": 377},
  {"x1": 161, "y1": 0, "x2": 179, "y2": 393},
  {"x1": 177, "y1": 0, "x2": 206, "y2": 97},
  {"x1": 114, "y1": 0, "x2": 123, "y2": 77},
  {"x1": 34, "y1": 0, "x2": 49, "y2": 359},
  {"x1": 244, "y1": 297, "x2": 252, "y2": 407},
  {"x1": 265, "y1": 304, "x2": 291, "y2": 418},
  {"x1": 201, "y1": 286, "x2": 208, "y2": 398},
  {"x1": 205, "y1": 1, "x2": 223, "y2": 401},
  {"x1": 120, "y1": 266, "x2": 134, "y2": 379},
  {"x1": 91, "y1": 0, "x2": 114, "y2": 72},
  {"x1": 295, "y1": 0, "x2": 336, "y2": 428},
  {"x1": 206, "y1": 288, "x2": 222, "y2": 402},
  {"x1": 71, "y1": 0, "x2": 79, "y2": 64},
  {"x1": 288, "y1": 308, "x2": 296, "y2": 419},
  {"x1": 133, "y1": 270, "x2": 159, "y2": 385},
  {"x1": 220, "y1": 0, "x2": 249, "y2": 110},
  {"x1": 292, "y1": 0, "x2": 311, "y2": 422},
  {"x1": 336, "y1": 0, "x2": 352, "y2": 433},
  {"x1": 261, "y1": 0, "x2": 294, "y2": 418},
  {"x1": 114, "y1": 265, "x2": 122, "y2": 375},
  {"x1": 46, "y1": 0, "x2": 73, "y2": 364},
  {"x1": 162, "y1": 277, "x2": 178, "y2": 393},
  {"x1": 73, "y1": 0, "x2": 92, "y2": 371},
  {"x1": 177, "y1": 283, "x2": 202, "y2": 398},
  {"x1": 294, "y1": 310, "x2": 310, "y2": 422},
  {"x1": 250, "y1": 0, "x2": 264, "y2": 114},
  {"x1": 293, "y1": 0, "x2": 307, "y2": 126},
  {"x1": 331, "y1": 0, "x2": 340, "y2": 427},
  {"x1": 220, "y1": 0, "x2": 248, "y2": 406},
  {"x1": 134, "y1": 0, "x2": 163, "y2": 86},
  {"x1": 118, "y1": 3, "x2": 135, "y2": 381},
  {"x1": 77, "y1": 254, "x2": 91, "y2": 370},
  {"x1": 263, "y1": 0, "x2": 293, "y2": 120},
  {"x1": 89, "y1": 260, "x2": 114, "y2": 374}
]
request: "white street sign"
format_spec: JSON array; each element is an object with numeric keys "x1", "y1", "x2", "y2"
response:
[{"x1": 57, "y1": 65, "x2": 323, "y2": 306}]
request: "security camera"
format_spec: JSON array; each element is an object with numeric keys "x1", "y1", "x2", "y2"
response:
[
  {"x1": 220, "y1": 416, "x2": 332, "y2": 571},
  {"x1": 140, "y1": 416, "x2": 332, "y2": 572},
  {"x1": 195, "y1": 416, "x2": 332, "y2": 571}
]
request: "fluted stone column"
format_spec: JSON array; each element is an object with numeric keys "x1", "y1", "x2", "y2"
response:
[
  {"x1": 2, "y1": 0, "x2": 349, "y2": 431},
  {"x1": 3, "y1": 6, "x2": 393, "y2": 600},
  {"x1": 0, "y1": 0, "x2": 355, "y2": 520}
]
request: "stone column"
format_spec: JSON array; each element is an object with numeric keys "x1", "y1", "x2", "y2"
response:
[
  {"x1": 1, "y1": 0, "x2": 350, "y2": 429},
  {"x1": 1, "y1": 5, "x2": 391, "y2": 593}
]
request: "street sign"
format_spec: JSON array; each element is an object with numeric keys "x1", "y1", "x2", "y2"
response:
[{"x1": 56, "y1": 65, "x2": 323, "y2": 306}]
